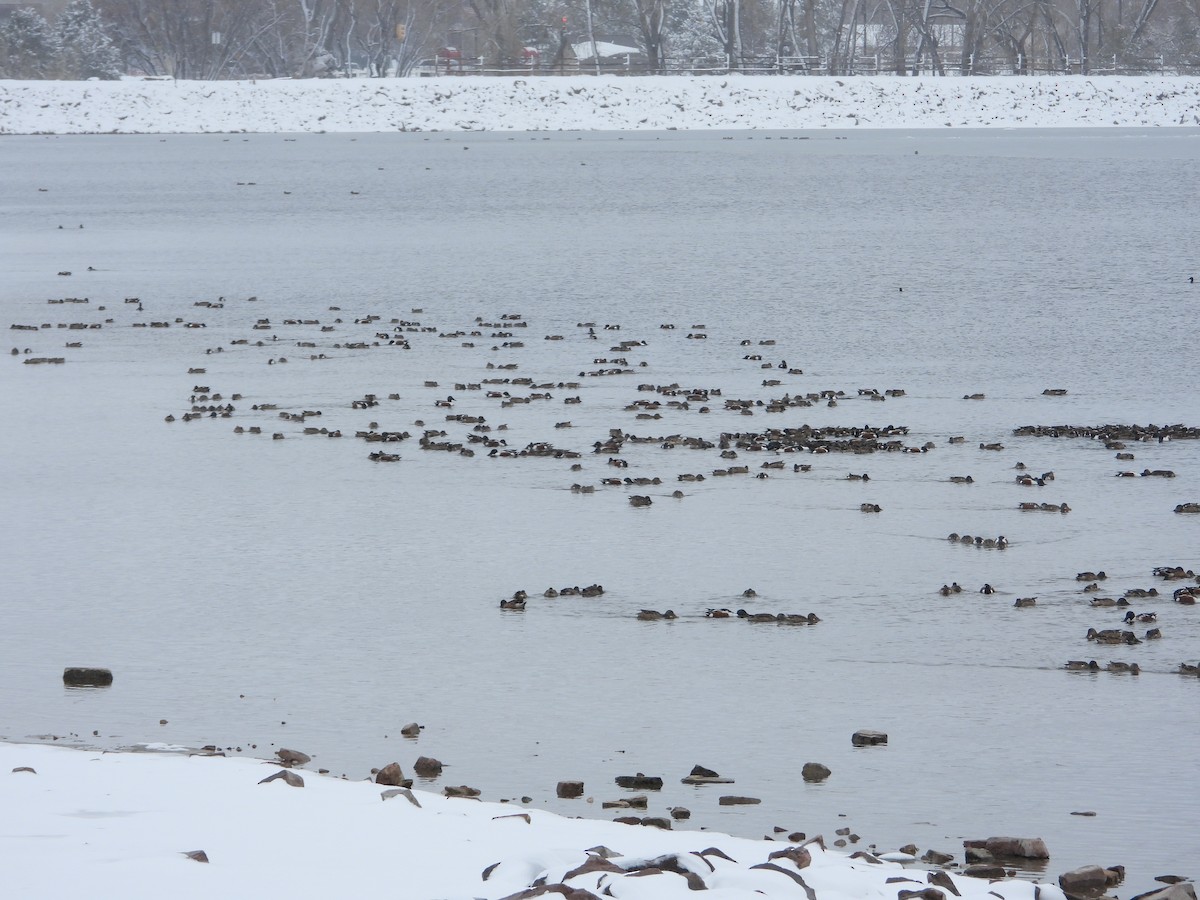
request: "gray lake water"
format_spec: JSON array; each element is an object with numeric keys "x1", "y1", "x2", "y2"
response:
[{"x1": 3, "y1": 129, "x2": 1199, "y2": 895}]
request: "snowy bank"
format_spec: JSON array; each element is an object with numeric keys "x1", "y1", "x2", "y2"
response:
[
  {"x1": 0, "y1": 741, "x2": 1076, "y2": 900},
  {"x1": 1, "y1": 75, "x2": 1199, "y2": 133}
]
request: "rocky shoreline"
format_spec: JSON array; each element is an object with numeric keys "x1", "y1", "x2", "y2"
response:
[{"x1": 8, "y1": 729, "x2": 1194, "y2": 900}]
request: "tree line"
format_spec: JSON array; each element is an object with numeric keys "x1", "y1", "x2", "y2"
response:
[{"x1": 2, "y1": 0, "x2": 1197, "y2": 79}]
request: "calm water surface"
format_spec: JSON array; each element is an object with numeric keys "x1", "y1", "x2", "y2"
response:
[{"x1": 2, "y1": 129, "x2": 1199, "y2": 894}]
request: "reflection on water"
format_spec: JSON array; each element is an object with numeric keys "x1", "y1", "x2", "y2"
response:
[{"x1": 2, "y1": 129, "x2": 1199, "y2": 894}]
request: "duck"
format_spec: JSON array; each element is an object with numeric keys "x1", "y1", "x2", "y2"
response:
[
  {"x1": 499, "y1": 598, "x2": 526, "y2": 610},
  {"x1": 1014, "y1": 597, "x2": 1037, "y2": 607},
  {"x1": 742, "y1": 588, "x2": 757, "y2": 598},
  {"x1": 1090, "y1": 597, "x2": 1118, "y2": 607},
  {"x1": 1082, "y1": 582, "x2": 1101, "y2": 593},
  {"x1": 1076, "y1": 571, "x2": 1107, "y2": 581},
  {"x1": 705, "y1": 608, "x2": 733, "y2": 618},
  {"x1": 1123, "y1": 611, "x2": 1157, "y2": 623},
  {"x1": 949, "y1": 475, "x2": 974, "y2": 484},
  {"x1": 1087, "y1": 628, "x2": 1140, "y2": 644},
  {"x1": 1107, "y1": 661, "x2": 1140, "y2": 674},
  {"x1": 1064, "y1": 660, "x2": 1100, "y2": 671},
  {"x1": 736, "y1": 609, "x2": 778, "y2": 623},
  {"x1": 775, "y1": 613, "x2": 821, "y2": 625},
  {"x1": 1179, "y1": 663, "x2": 1200, "y2": 676},
  {"x1": 637, "y1": 609, "x2": 677, "y2": 621},
  {"x1": 979, "y1": 584, "x2": 996, "y2": 595}
]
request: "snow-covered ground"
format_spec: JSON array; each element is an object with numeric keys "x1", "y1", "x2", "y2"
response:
[
  {"x1": 2, "y1": 741, "x2": 1074, "y2": 900},
  {"x1": 1, "y1": 75, "x2": 1199, "y2": 133}
]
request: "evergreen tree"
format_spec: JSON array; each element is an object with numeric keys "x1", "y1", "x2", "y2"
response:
[
  {"x1": 56, "y1": 0, "x2": 122, "y2": 79},
  {"x1": 0, "y1": 8, "x2": 62, "y2": 78}
]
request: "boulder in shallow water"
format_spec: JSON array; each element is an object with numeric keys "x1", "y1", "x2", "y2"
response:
[
  {"x1": 556, "y1": 780, "x2": 584, "y2": 799},
  {"x1": 1059, "y1": 865, "x2": 1110, "y2": 899},
  {"x1": 276, "y1": 748, "x2": 310, "y2": 767},
  {"x1": 851, "y1": 730, "x2": 887, "y2": 746},
  {"x1": 615, "y1": 773, "x2": 663, "y2": 790},
  {"x1": 62, "y1": 667, "x2": 112, "y2": 687},
  {"x1": 413, "y1": 756, "x2": 443, "y2": 777},
  {"x1": 375, "y1": 762, "x2": 410, "y2": 787},
  {"x1": 801, "y1": 762, "x2": 831, "y2": 782},
  {"x1": 967, "y1": 836, "x2": 1050, "y2": 859}
]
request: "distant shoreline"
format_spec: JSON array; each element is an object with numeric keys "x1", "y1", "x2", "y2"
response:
[{"x1": 2, "y1": 75, "x2": 1199, "y2": 134}]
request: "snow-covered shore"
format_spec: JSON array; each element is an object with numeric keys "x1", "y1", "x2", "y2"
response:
[
  {"x1": 0, "y1": 740, "x2": 1080, "y2": 900},
  {"x1": 1, "y1": 75, "x2": 1199, "y2": 133}
]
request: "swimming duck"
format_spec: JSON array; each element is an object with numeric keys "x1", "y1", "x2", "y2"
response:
[
  {"x1": 637, "y1": 609, "x2": 677, "y2": 621},
  {"x1": 705, "y1": 608, "x2": 733, "y2": 618},
  {"x1": 1179, "y1": 663, "x2": 1200, "y2": 676},
  {"x1": 1087, "y1": 628, "x2": 1140, "y2": 644},
  {"x1": 1064, "y1": 660, "x2": 1100, "y2": 671},
  {"x1": 736, "y1": 609, "x2": 778, "y2": 623},
  {"x1": 1123, "y1": 611, "x2": 1157, "y2": 623},
  {"x1": 980, "y1": 584, "x2": 996, "y2": 594},
  {"x1": 1107, "y1": 661, "x2": 1140, "y2": 674},
  {"x1": 499, "y1": 598, "x2": 526, "y2": 610},
  {"x1": 1014, "y1": 597, "x2": 1037, "y2": 607},
  {"x1": 1076, "y1": 571, "x2": 1107, "y2": 581},
  {"x1": 742, "y1": 588, "x2": 757, "y2": 598}
]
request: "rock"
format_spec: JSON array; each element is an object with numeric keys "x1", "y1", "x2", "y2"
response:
[
  {"x1": 964, "y1": 847, "x2": 994, "y2": 864},
  {"x1": 258, "y1": 769, "x2": 304, "y2": 787},
  {"x1": 963, "y1": 864, "x2": 1008, "y2": 879},
  {"x1": 380, "y1": 788, "x2": 421, "y2": 807},
  {"x1": 689, "y1": 764, "x2": 720, "y2": 778},
  {"x1": 1059, "y1": 865, "x2": 1110, "y2": 899},
  {"x1": 601, "y1": 800, "x2": 630, "y2": 809},
  {"x1": 557, "y1": 780, "x2": 584, "y2": 799},
  {"x1": 973, "y1": 836, "x2": 1049, "y2": 859},
  {"x1": 613, "y1": 815, "x2": 641, "y2": 825},
  {"x1": 639, "y1": 816, "x2": 672, "y2": 829},
  {"x1": 1131, "y1": 885, "x2": 1198, "y2": 900},
  {"x1": 399, "y1": 722, "x2": 422, "y2": 737},
  {"x1": 802, "y1": 762, "x2": 831, "y2": 782},
  {"x1": 62, "y1": 667, "x2": 112, "y2": 687},
  {"x1": 719, "y1": 795, "x2": 761, "y2": 805},
  {"x1": 626, "y1": 795, "x2": 648, "y2": 810},
  {"x1": 767, "y1": 846, "x2": 812, "y2": 869},
  {"x1": 922, "y1": 849, "x2": 955, "y2": 866},
  {"x1": 276, "y1": 748, "x2": 310, "y2": 767},
  {"x1": 899, "y1": 844, "x2": 919, "y2": 856},
  {"x1": 11, "y1": 767, "x2": 36, "y2": 774},
  {"x1": 443, "y1": 785, "x2": 480, "y2": 798},
  {"x1": 413, "y1": 756, "x2": 443, "y2": 777},
  {"x1": 670, "y1": 806, "x2": 691, "y2": 820},
  {"x1": 183, "y1": 850, "x2": 209, "y2": 863},
  {"x1": 375, "y1": 762, "x2": 411, "y2": 787},
  {"x1": 898, "y1": 890, "x2": 946, "y2": 900},
  {"x1": 615, "y1": 773, "x2": 663, "y2": 790},
  {"x1": 851, "y1": 730, "x2": 888, "y2": 746}
]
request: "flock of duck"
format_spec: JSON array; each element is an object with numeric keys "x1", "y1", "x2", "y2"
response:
[{"x1": 13, "y1": 291, "x2": 1198, "y2": 680}]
